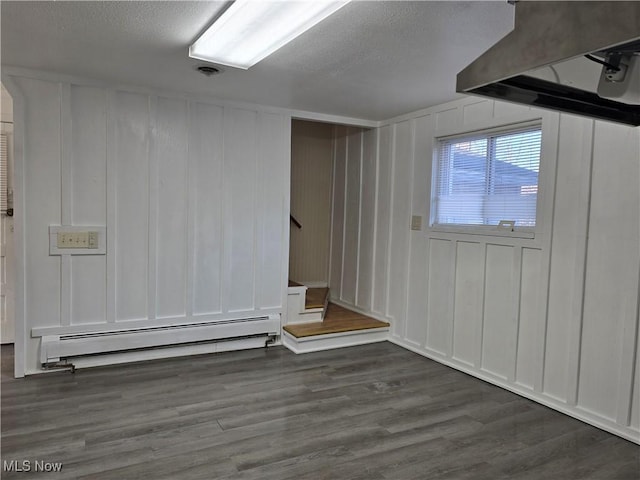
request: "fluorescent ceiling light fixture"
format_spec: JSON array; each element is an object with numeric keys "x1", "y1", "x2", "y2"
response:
[{"x1": 189, "y1": 0, "x2": 351, "y2": 69}]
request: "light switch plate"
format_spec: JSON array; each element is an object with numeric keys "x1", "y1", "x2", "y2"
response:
[
  {"x1": 411, "y1": 215, "x2": 423, "y2": 231},
  {"x1": 49, "y1": 226, "x2": 106, "y2": 255}
]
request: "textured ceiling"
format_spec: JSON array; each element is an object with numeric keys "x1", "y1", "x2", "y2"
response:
[{"x1": 1, "y1": 1, "x2": 515, "y2": 121}]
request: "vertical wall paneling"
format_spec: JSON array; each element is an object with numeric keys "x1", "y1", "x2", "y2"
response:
[
  {"x1": 578, "y1": 121, "x2": 640, "y2": 421},
  {"x1": 13, "y1": 77, "x2": 62, "y2": 374},
  {"x1": 190, "y1": 102, "x2": 224, "y2": 316},
  {"x1": 452, "y1": 241, "x2": 484, "y2": 366},
  {"x1": 69, "y1": 85, "x2": 107, "y2": 325},
  {"x1": 544, "y1": 116, "x2": 594, "y2": 402},
  {"x1": 531, "y1": 112, "x2": 559, "y2": 393},
  {"x1": 372, "y1": 125, "x2": 391, "y2": 316},
  {"x1": 253, "y1": 114, "x2": 263, "y2": 314},
  {"x1": 223, "y1": 108, "x2": 257, "y2": 313},
  {"x1": 105, "y1": 90, "x2": 117, "y2": 323},
  {"x1": 384, "y1": 124, "x2": 396, "y2": 321},
  {"x1": 387, "y1": 121, "x2": 412, "y2": 336},
  {"x1": 280, "y1": 117, "x2": 292, "y2": 317},
  {"x1": 329, "y1": 125, "x2": 347, "y2": 296},
  {"x1": 509, "y1": 246, "x2": 523, "y2": 383},
  {"x1": 60, "y1": 84, "x2": 72, "y2": 327},
  {"x1": 147, "y1": 97, "x2": 158, "y2": 321},
  {"x1": 356, "y1": 128, "x2": 376, "y2": 311},
  {"x1": 113, "y1": 91, "x2": 149, "y2": 321},
  {"x1": 425, "y1": 239, "x2": 454, "y2": 356},
  {"x1": 516, "y1": 248, "x2": 542, "y2": 389},
  {"x1": 341, "y1": 127, "x2": 362, "y2": 304},
  {"x1": 481, "y1": 245, "x2": 515, "y2": 380},
  {"x1": 258, "y1": 113, "x2": 286, "y2": 309},
  {"x1": 9, "y1": 72, "x2": 291, "y2": 376},
  {"x1": 154, "y1": 97, "x2": 188, "y2": 319},
  {"x1": 405, "y1": 115, "x2": 431, "y2": 347},
  {"x1": 21, "y1": 78, "x2": 62, "y2": 330},
  {"x1": 184, "y1": 101, "x2": 194, "y2": 317}
]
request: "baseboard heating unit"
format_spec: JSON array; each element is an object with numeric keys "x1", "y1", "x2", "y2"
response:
[{"x1": 38, "y1": 315, "x2": 280, "y2": 368}]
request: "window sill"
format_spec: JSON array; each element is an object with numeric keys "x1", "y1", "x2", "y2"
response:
[{"x1": 428, "y1": 224, "x2": 536, "y2": 240}]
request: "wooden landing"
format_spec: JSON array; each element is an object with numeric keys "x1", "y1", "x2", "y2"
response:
[
  {"x1": 284, "y1": 303, "x2": 390, "y2": 338},
  {"x1": 305, "y1": 287, "x2": 329, "y2": 309}
]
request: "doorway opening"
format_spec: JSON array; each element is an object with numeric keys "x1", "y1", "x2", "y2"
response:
[
  {"x1": 284, "y1": 119, "x2": 390, "y2": 350},
  {"x1": 289, "y1": 119, "x2": 334, "y2": 289},
  {"x1": 1, "y1": 83, "x2": 15, "y2": 347}
]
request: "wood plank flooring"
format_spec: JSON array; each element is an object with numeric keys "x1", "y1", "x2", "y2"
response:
[
  {"x1": 1, "y1": 342, "x2": 638, "y2": 479},
  {"x1": 284, "y1": 303, "x2": 390, "y2": 337}
]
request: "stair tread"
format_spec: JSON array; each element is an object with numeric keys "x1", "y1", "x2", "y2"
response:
[
  {"x1": 305, "y1": 287, "x2": 329, "y2": 310},
  {"x1": 284, "y1": 303, "x2": 389, "y2": 338}
]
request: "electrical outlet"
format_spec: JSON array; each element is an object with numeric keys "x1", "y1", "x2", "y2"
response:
[
  {"x1": 57, "y1": 232, "x2": 96, "y2": 249},
  {"x1": 49, "y1": 226, "x2": 106, "y2": 256}
]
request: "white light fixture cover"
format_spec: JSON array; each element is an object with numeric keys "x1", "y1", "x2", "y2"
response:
[{"x1": 189, "y1": 0, "x2": 351, "y2": 70}]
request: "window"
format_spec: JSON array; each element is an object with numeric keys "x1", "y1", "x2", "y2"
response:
[{"x1": 432, "y1": 124, "x2": 542, "y2": 231}]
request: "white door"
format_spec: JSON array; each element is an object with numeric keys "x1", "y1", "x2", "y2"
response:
[{"x1": 1, "y1": 126, "x2": 14, "y2": 344}]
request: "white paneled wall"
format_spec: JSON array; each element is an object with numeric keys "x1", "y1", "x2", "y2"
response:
[
  {"x1": 331, "y1": 96, "x2": 640, "y2": 443},
  {"x1": 6, "y1": 74, "x2": 289, "y2": 375},
  {"x1": 329, "y1": 125, "x2": 377, "y2": 310}
]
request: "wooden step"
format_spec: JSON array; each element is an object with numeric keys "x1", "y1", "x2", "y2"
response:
[
  {"x1": 305, "y1": 287, "x2": 329, "y2": 310},
  {"x1": 283, "y1": 303, "x2": 390, "y2": 338}
]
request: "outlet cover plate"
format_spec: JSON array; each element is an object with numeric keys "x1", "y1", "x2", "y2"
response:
[{"x1": 49, "y1": 226, "x2": 106, "y2": 255}]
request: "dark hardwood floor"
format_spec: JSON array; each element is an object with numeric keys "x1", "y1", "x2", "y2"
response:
[{"x1": 1, "y1": 342, "x2": 638, "y2": 479}]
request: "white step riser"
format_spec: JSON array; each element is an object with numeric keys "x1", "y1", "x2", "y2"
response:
[
  {"x1": 282, "y1": 328, "x2": 389, "y2": 354},
  {"x1": 286, "y1": 285, "x2": 327, "y2": 325}
]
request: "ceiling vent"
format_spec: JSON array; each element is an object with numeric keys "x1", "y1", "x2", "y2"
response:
[{"x1": 196, "y1": 65, "x2": 222, "y2": 77}]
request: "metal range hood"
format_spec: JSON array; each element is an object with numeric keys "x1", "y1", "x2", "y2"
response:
[{"x1": 457, "y1": 1, "x2": 640, "y2": 126}]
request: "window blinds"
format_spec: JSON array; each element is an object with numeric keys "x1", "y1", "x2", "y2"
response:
[
  {"x1": 0, "y1": 134, "x2": 7, "y2": 214},
  {"x1": 433, "y1": 126, "x2": 542, "y2": 227}
]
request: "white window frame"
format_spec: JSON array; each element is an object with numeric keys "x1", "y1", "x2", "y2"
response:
[{"x1": 429, "y1": 119, "x2": 544, "y2": 240}]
